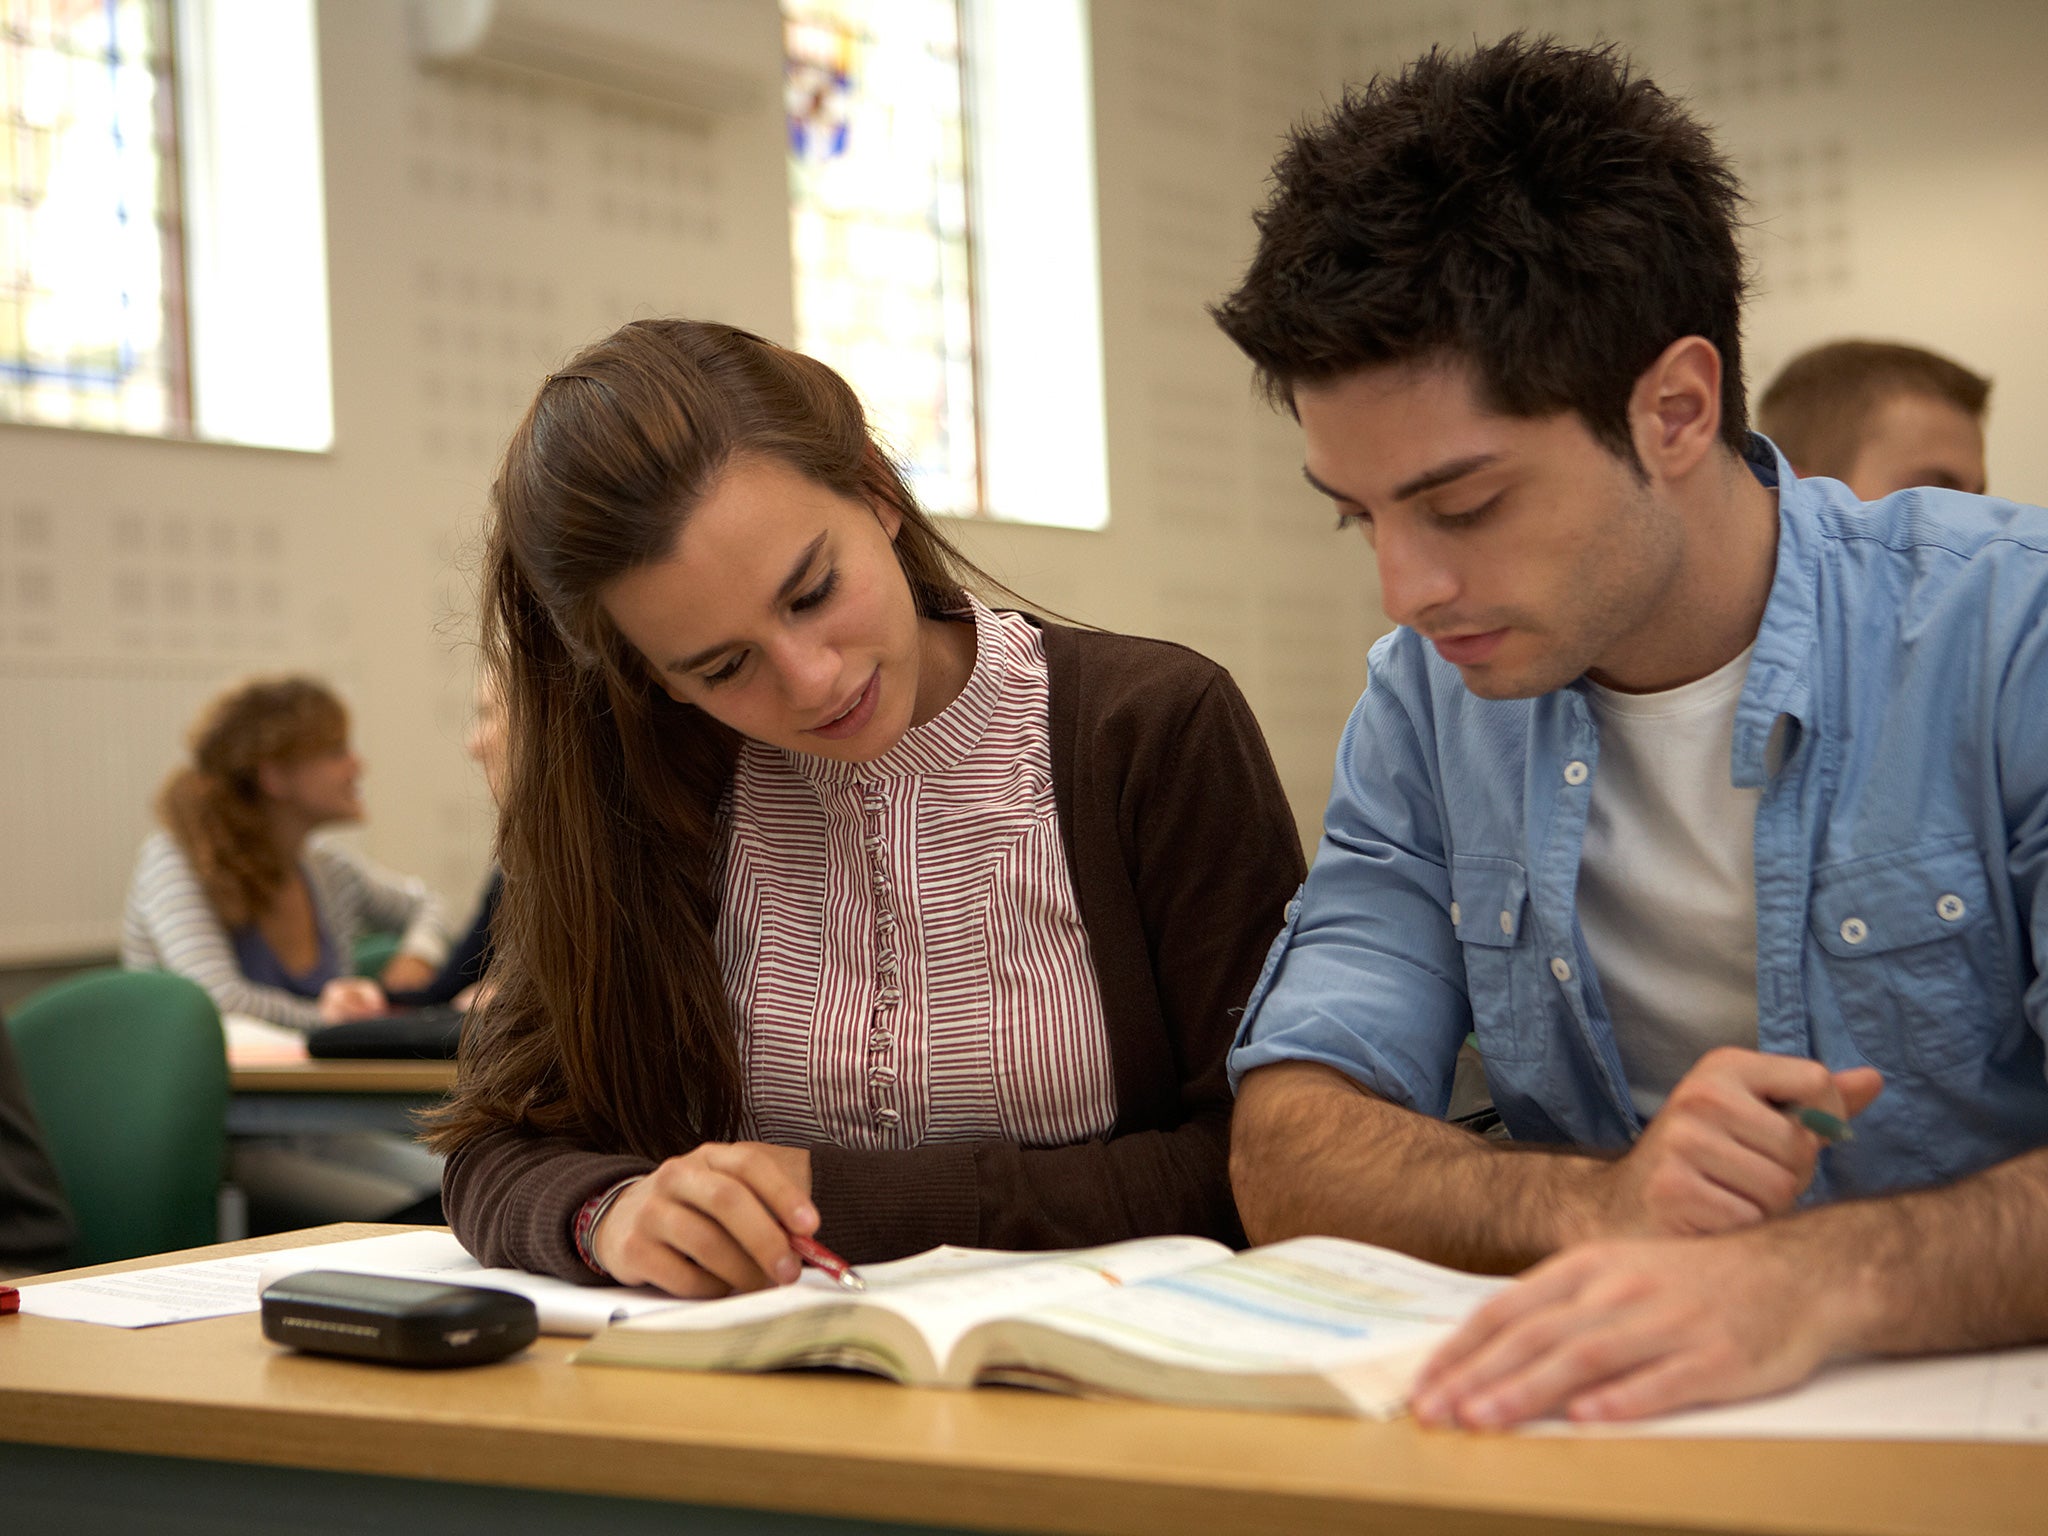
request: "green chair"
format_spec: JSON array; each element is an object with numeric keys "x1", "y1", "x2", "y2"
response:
[
  {"x1": 4, "y1": 968, "x2": 228, "y2": 1266},
  {"x1": 352, "y1": 930, "x2": 402, "y2": 979}
]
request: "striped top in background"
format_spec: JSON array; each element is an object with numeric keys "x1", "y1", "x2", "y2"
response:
[
  {"x1": 717, "y1": 599, "x2": 1117, "y2": 1151},
  {"x1": 120, "y1": 831, "x2": 450, "y2": 1031}
]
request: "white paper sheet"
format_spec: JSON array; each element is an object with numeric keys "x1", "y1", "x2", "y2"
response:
[
  {"x1": 15, "y1": 1253, "x2": 277, "y2": 1327},
  {"x1": 223, "y1": 1012, "x2": 310, "y2": 1065},
  {"x1": 1527, "y1": 1345, "x2": 2048, "y2": 1442},
  {"x1": 16, "y1": 1230, "x2": 685, "y2": 1334}
]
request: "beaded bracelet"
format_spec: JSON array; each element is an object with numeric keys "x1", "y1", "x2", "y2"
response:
[{"x1": 572, "y1": 1175, "x2": 645, "y2": 1278}]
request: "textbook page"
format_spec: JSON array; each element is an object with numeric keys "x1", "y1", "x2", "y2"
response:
[
  {"x1": 577, "y1": 1236, "x2": 1233, "y2": 1375},
  {"x1": 966, "y1": 1235, "x2": 1508, "y2": 1415},
  {"x1": 1530, "y1": 1345, "x2": 2048, "y2": 1442}
]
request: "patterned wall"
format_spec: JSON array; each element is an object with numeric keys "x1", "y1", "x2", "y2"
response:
[{"x1": 4, "y1": 0, "x2": 2046, "y2": 961}]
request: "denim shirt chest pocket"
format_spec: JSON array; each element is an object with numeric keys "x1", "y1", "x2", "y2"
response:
[
  {"x1": 1450, "y1": 854, "x2": 1541, "y2": 1063},
  {"x1": 1807, "y1": 837, "x2": 2014, "y2": 1075}
]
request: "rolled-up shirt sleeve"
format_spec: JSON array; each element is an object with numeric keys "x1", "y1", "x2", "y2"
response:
[{"x1": 1228, "y1": 631, "x2": 1471, "y2": 1116}]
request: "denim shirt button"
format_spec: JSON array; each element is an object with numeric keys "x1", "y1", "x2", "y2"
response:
[
  {"x1": 1449, "y1": 900, "x2": 1462, "y2": 925},
  {"x1": 1936, "y1": 893, "x2": 1966, "y2": 922},
  {"x1": 1563, "y1": 759, "x2": 1589, "y2": 786},
  {"x1": 1549, "y1": 956, "x2": 1573, "y2": 983},
  {"x1": 1840, "y1": 916, "x2": 1869, "y2": 945},
  {"x1": 1499, "y1": 909, "x2": 1515, "y2": 937}
]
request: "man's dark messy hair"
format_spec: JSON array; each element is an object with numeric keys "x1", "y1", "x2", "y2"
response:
[{"x1": 1212, "y1": 35, "x2": 1751, "y2": 462}]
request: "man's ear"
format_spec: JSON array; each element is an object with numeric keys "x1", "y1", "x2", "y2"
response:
[{"x1": 1628, "y1": 335, "x2": 1723, "y2": 481}]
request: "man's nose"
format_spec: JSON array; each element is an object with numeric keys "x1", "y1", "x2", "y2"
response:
[{"x1": 1373, "y1": 521, "x2": 1460, "y2": 629}]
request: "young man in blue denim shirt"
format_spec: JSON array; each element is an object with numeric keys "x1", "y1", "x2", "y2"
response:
[{"x1": 1215, "y1": 37, "x2": 2048, "y2": 1427}]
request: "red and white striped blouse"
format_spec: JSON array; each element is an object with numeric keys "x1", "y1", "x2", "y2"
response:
[{"x1": 715, "y1": 600, "x2": 1118, "y2": 1152}]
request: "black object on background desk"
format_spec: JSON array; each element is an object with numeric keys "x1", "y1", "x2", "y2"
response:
[{"x1": 306, "y1": 1007, "x2": 465, "y2": 1060}]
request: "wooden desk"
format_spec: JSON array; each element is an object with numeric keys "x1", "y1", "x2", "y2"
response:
[
  {"x1": 226, "y1": 1059, "x2": 456, "y2": 1136},
  {"x1": 229, "y1": 1061, "x2": 457, "y2": 1094},
  {"x1": 3, "y1": 1230, "x2": 2042, "y2": 1536}
]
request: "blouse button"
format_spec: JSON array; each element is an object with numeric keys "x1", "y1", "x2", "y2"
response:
[
  {"x1": 1936, "y1": 893, "x2": 1966, "y2": 922},
  {"x1": 1839, "y1": 916, "x2": 1869, "y2": 945}
]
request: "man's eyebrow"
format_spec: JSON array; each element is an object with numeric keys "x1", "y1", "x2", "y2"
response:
[
  {"x1": 669, "y1": 532, "x2": 828, "y2": 674},
  {"x1": 1301, "y1": 454, "x2": 1502, "y2": 507}
]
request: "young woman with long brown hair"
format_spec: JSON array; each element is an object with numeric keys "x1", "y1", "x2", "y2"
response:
[{"x1": 428, "y1": 319, "x2": 1303, "y2": 1294}]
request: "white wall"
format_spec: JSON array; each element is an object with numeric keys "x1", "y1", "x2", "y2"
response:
[{"x1": 4, "y1": 0, "x2": 2046, "y2": 960}]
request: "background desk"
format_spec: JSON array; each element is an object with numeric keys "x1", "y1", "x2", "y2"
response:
[
  {"x1": 3, "y1": 1227, "x2": 2043, "y2": 1536},
  {"x1": 227, "y1": 1059, "x2": 456, "y2": 1136}
]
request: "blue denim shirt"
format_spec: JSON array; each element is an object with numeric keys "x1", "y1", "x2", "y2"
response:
[{"x1": 1230, "y1": 436, "x2": 2048, "y2": 1201}]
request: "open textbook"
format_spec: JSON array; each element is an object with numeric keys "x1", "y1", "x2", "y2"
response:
[{"x1": 572, "y1": 1234, "x2": 1507, "y2": 1418}]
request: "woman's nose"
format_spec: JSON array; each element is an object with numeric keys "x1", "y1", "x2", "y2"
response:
[{"x1": 768, "y1": 637, "x2": 840, "y2": 710}]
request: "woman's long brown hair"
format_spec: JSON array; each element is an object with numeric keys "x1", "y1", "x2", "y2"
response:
[
  {"x1": 425, "y1": 319, "x2": 1005, "y2": 1162},
  {"x1": 156, "y1": 677, "x2": 348, "y2": 927}
]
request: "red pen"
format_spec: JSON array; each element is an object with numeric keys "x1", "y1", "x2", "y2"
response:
[
  {"x1": 789, "y1": 1234, "x2": 864, "y2": 1291},
  {"x1": 1, "y1": 1285, "x2": 19, "y2": 1316}
]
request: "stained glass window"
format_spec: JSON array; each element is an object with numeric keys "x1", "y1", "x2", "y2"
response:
[
  {"x1": 783, "y1": 0, "x2": 980, "y2": 515},
  {"x1": 0, "y1": 0, "x2": 186, "y2": 435}
]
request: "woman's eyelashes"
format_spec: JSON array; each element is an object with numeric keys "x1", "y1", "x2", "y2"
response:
[
  {"x1": 697, "y1": 569, "x2": 840, "y2": 688},
  {"x1": 790, "y1": 569, "x2": 837, "y2": 612}
]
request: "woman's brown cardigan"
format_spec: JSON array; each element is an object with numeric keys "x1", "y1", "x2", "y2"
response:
[{"x1": 442, "y1": 621, "x2": 1306, "y2": 1278}]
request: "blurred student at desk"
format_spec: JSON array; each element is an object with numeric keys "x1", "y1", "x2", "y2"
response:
[
  {"x1": 386, "y1": 674, "x2": 507, "y2": 1016},
  {"x1": 121, "y1": 676, "x2": 450, "y2": 1028},
  {"x1": 121, "y1": 676, "x2": 451, "y2": 1226}
]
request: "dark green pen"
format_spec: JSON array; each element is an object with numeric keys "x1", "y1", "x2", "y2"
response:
[{"x1": 1784, "y1": 1104, "x2": 1853, "y2": 1143}]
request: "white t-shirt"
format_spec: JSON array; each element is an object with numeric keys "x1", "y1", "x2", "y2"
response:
[{"x1": 1576, "y1": 645, "x2": 1761, "y2": 1119}]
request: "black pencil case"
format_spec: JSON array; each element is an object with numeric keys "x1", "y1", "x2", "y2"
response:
[{"x1": 260, "y1": 1270, "x2": 538, "y2": 1368}]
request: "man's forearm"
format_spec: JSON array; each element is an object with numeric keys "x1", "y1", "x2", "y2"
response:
[
  {"x1": 1806, "y1": 1144, "x2": 2048, "y2": 1357},
  {"x1": 1230, "y1": 1061, "x2": 1609, "y2": 1273}
]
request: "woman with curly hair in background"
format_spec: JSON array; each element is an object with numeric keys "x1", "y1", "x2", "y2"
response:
[{"x1": 123, "y1": 675, "x2": 451, "y2": 1226}]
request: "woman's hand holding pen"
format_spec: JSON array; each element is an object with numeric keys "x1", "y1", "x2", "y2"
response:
[
  {"x1": 591, "y1": 1142, "x2": 817, "y2": 1298},
  {"x1": 1589, "y1": 1047, "x2": 1883, "y2": 1240}
]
